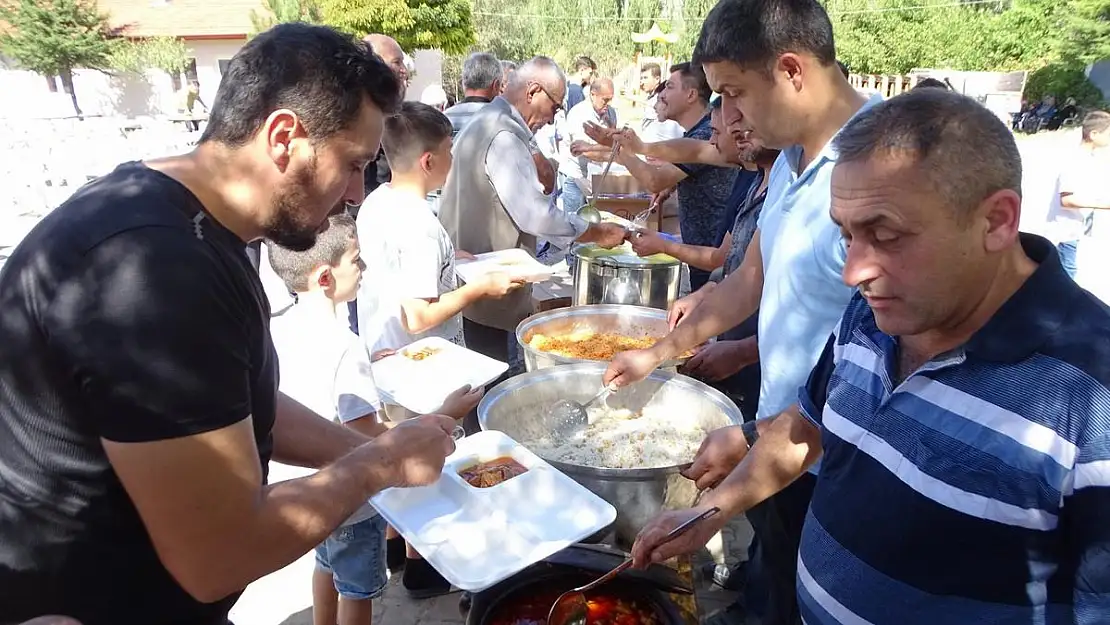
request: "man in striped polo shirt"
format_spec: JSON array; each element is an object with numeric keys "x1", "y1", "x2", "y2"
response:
[{"x1": 631, "y1": 89, "x2": 1110, "y2": 623}]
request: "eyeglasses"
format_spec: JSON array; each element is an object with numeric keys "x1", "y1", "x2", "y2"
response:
[{"x1": 533, "y1": 82, "x2": 562, "y2": 114}]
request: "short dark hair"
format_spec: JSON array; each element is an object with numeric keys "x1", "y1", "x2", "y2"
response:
[
  {"x1": 836, "y1": 60, "x2": 849, "y2": 79},
  {"x1": 382, "y1": 101, "x2": 453, "y2": 171},
  {"x1": 693, "y1": 0, "x2": 836, "y2": 72},
  {"x1": 834, "y1": 89, "x2": 1022, "y2": 218},
  {"x1": 1082, "y1": 111, "x2": 1110, "y2": 141},
  {"x1": 913, "y1": 77, "x2": 949, "y2": 91},
  {"x1": 670, "y1": 62, "x2": 712, "y2": 103},
  {"x1": 574, "y1": 56, "x2": 597, "y2": 71},
  {"x1": 268, "y1": 213, "x2": 358, "y2": 292},
  {"x1": 642, "y1": 62, "x2": 661, "y2": 79},
  {"x1": 201, "y1": 23, "x2": 402, "y2": 147}
]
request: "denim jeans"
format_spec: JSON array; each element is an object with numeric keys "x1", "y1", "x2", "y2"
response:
[
  {"x1": 1058, "y1": 240, "x2": 1079, "y2": 279},
  {"x1": 558, "y1": 173, "x2": 586, "y2": 213}
]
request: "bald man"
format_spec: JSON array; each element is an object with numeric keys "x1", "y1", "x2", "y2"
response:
[
  {"x1": 438, "y1": 57, "x2": 625, "y2": 374},
  {"x1": 556, "y1": 76, "x2": 617, "y2": 214}
]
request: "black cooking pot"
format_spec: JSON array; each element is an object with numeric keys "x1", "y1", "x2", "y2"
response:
[{"x1": 465, "y1": 543, "x2": 694, "y2": 625}]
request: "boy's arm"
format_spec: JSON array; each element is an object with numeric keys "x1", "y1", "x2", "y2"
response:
[
  {"x1": 400, "y1": 274, "x2": 520, "y2": 335},
  {"x1": 630, "y1": 229, "x2": 730, "y2": 272}
]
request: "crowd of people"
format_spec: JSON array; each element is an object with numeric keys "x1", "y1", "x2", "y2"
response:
[{"x1": 1, "y1": 1, "x2": 1109, "y2": 625}]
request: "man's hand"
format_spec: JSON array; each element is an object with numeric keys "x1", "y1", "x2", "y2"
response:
[
  {"x1": 681, "y1": 341, "x2": 756, "y2": 382},
  {"x1": 437, "y1": 384, "x2": 484, "y2": 419},
  {"x1": 372, "y1": 414, "x2": 458, "y2": 488},
  {"x1": 586, "y1": 222, "x2": 629, "y2": 249},
  {"x1": 667, "y1": 284, "x2": 714, "y2": 329},
  {"x1": 603, "y1": 347, "x2": 665, "y2": 388},
  {"x1": 630, "y1": 505, "x2": 727, "y2": 568},
  {"x1": 570, "y1": 140, "x2": 613, "y2": 161},
  {"x1": 629, "y1": 230, "x2": 667, "y2": 257},
  {"x1": 479, "y1": 271, "x2": 526, "y2": 298},
  {"x1": 681, "y1": 425, "x2": 748, "y2": 490},
  {"x1": 455, "y1": 249, "x2": 477, "y2": 261},
  {"x1": 583, "y1": 121, "x2": 619, "y2": 146}
]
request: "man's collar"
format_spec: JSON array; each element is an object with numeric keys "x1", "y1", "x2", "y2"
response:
[
  {"x1": 462, "y1": 95, "x2": 492, "y2": 104},
  {"x1": 492, "y1": 96, "x2": 532, "y2": 134},
  {"x1": 963, "y1": 233, "x2": 1082, "y2": 362}
]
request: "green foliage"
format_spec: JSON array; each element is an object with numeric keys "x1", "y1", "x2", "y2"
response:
[
  {"x1": 111, "y1": 36, "x2": 189, "y2": 75},
  {"x1": 320, "y1": 0, "x2": 476, "y2": 54},
  {"x1": 250, "y1": 0, "x2": 323, "y2": 35},
  {"x1": 1025, "y1": 63, "x2": 1107, "y2": 106},
  {"x1": 0, "y1": 0, "x2": 117, "y2": 76},
  {"x1": 1057, "y1": 0, "x2": 1110, "y2": 65}
]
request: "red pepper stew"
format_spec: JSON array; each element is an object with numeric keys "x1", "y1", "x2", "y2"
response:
[
  {"x1": 488, "y1": 587, "x2": 661, "y2": 625},
  {"x1": 459, "y1": 456, "x2": 529, "y2": 488}
]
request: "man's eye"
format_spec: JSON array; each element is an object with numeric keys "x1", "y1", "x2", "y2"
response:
[{"x1": 874, "y1": 230, "x2": 900, "y2": 243}]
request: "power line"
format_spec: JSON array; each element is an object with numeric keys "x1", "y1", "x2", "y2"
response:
[{"x1": 472, "y1": 0, "x2": 1008, "y2": 21}]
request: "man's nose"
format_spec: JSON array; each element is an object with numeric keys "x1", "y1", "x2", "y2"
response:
[{"x1": 841, "y1": 239, "x2": 882, "y2": 288}]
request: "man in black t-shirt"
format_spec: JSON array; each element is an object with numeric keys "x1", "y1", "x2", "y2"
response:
[{"x1": 0, "y1": 24, "x2": 459, "y2": 625}]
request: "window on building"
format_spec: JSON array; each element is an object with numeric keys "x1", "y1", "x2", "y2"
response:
[
  {"x1": 45, "y1": 75, "x2": 58, "y2": 92},
  {"x1": 184, "y1": 58, "x2": 198, "y2": 83},
  {"x1": 218, "y1": 59, "x2": 231, "y2": 76},
  {"x1": 171, "y1": 73, "x2": 182, "y2": 91}
]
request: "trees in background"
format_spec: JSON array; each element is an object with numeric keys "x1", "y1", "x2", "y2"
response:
[
  {"x1": 320, "y1": 0, "x2": 476, "y2": 54},
  {"x1": 250, "y1": 0, "x2": 323, "y2": 34},
  {"x1": 0, "y1": 0, "x2": 118, "y2": 116}
]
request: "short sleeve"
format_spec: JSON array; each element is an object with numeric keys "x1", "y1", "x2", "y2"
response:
[
  {"x1": 676, "y1": 161, "x2": 711, "y2": 177},
  {"x1": 797, "y1": 334, "x2": 838, "y2": 428},
  {"x1": 395, "y1": 234, "x2": 445, "y2": 301},
  {"x1": 334, "y1": 339, "x2": 382, "y2": 423},
  {"x1": 45, "y1": 227, "x2": 254, "y2": 443}
]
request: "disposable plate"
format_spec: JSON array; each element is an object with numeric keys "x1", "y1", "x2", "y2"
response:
[
  {"x1": 370, "y1": 430, "x2": 617, "y2": 592},
  {"x1": 372, "y1": 337, "x2": 508, "y2": 414},
  {"x1": 455, "y1": 248, "x2": 558, "y2": 284}
]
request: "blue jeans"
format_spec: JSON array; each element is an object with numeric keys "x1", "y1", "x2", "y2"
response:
[
  {"x1": 559, "y1": 173, "x2": 586, "y2": 213},
  {"x1": 1058, "y1": 240, "x2": 1079, "y2": 279},
  {"x1": 314, "y1": 514, "x2": 388, "y2": 600}
]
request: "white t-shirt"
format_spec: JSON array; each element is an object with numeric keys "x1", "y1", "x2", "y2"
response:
[
  {"x1": 1046, "y1": 146, "x2": 1110, "y2": 243},
  {"x1": 557, "y1": 100, "x2": 618, "y2": 182},
  {"x1": 270, "y1": 301, "x2": 382, "y2": 524},
  {"x1": 356, "y1": 183, "x2": 465, "y2": 352}
]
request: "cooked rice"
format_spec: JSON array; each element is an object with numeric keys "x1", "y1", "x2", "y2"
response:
[{"x1": 528, "y1": 331, "x2": 659, "y2": 361}]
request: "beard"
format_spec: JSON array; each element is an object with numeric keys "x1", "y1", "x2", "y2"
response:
[{"x1": 263, "y1": 156, "x2": 335, "y2": 252}]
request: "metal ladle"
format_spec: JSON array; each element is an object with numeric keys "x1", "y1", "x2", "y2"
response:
[
  {"x1": 547, "y1": 507, "x2": 721, "y2": 625},
  {"x1": 575, "y1": 130, "x2": 625, "y2": 226},
  {"x1": 543, "y1": 383, "x2": 616, "y2": 437}
]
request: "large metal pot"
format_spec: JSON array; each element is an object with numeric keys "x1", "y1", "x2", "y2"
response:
[
  {"x1": 478, "y1": 363, "x2": 743, "y2": 548},
  {"x1": 571, "y1": 243, "x2": 680, "y2": 310},
  {"x1": 516, "y1": 304, "x2": 686, "y2": 372}
]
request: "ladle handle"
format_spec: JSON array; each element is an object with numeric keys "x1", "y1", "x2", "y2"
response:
[
  {"x1": 583, "y1": 383, "x2": 617, "y2": 409},
  {"x1": 575, "y1": 506, "x2": 721, "y2": 594}
]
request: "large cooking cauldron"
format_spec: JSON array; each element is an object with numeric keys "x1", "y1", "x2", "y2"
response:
[{"x1": 464, "y1": 544, "x2": 696, "y2": 625}]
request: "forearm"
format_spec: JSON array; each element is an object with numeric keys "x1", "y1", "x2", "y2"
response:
[
  {"x1": 661, "y1": 238, "x2": 724, "y2": 272},
  {"x1": 403, "y1": 284, "x2": 486, "y2": 333},
  {"x1": 345, "y1": 413, "x2": 388, "y2": 439},
  {"x1": 702, "y1": 407, "x2": 822, "y2": 518},
  {"x1": 653, "y1": 264, "x2": 761, "y2": 360},
  {"x1": 638, "y1": 138, "x2": 724, "y2": 166},
  {"x1": 619, "y1": 153, "x2": 675, "y2": 194},
  {"x1": 271, "y1": 392, "x2": 368, "y2": 468},
  {"x1": 198, "y1": 444, "x2": 393, "y2": 601},
  {"x1": 1061, "y1": 195, "x2": 1110, "y2": 210}
]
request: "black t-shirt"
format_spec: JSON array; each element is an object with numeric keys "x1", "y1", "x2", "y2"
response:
[{"x1": 0, "y1": 162, "x2": 278, "y2": 625}]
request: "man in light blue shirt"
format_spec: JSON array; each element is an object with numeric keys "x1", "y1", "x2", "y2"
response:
[{"x1": 602, "y1": 1, "x2": 879, "y2": 622}]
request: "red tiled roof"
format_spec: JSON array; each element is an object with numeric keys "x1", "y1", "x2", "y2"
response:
[{"x1": 99, "y1": 0, "x2": 260, "y2": 39}]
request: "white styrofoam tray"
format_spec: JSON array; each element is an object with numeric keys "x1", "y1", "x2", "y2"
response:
[
  {"x1": 455, "y1": 248, "x2": 558, "y2": 284},
  {"x1": 369, "y1": 430, "x2": 617, "y2": 592},
  {"x1": 371, "y1": 337, "x2": 508, "y2": 415}
]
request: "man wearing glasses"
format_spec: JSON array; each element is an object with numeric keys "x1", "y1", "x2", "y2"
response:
[{"x1": 438, "y1": 56, "x2": 626, "y2": 378}]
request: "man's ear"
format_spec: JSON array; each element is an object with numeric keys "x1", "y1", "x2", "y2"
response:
[
  {"x1": 420, "y1": 152, "x2": 434, "y2": 174},
  {"x1": 261, "y1": 108, "x2": 307, "y2": 171},
  {"x1": 313, "y1": 265, "x2": 333, "y2": 290}
]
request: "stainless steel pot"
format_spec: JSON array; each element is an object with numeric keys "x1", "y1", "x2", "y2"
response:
[
  {"x1": 477, "y1": 363, "x2": 743, "y2": 548},
  {"x1": 516, "y1": 304, "x2": 693, "y2": 372},
  {"x1": 571, "y1": 244, "x2": 680, "y2": 310}
]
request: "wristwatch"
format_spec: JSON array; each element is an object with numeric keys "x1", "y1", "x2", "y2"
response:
[{"x1": 741, "y1": 420, "x2": 760, "y2": 449}]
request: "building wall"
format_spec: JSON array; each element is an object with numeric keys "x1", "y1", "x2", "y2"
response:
[
  {"x1": 1087, "y1": 60, "x2": 1110, "y2": 101},
  {"x1": 408, "y1": 49, "x2": 445, "y2": 102},
  {"x1": 0, "y1": 39, "x2": 243, "y2": 119}
]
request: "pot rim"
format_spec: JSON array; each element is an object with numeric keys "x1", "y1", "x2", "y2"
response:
[
  {"x1": 571, "y1": 243, "x2": 682, "y2": 268},
  {"x1": 515, "y1": 304, "x2": 694, "y2": 370},
  {"x1": 476, "y1": 362, "x2": 743, "y2": 479}
]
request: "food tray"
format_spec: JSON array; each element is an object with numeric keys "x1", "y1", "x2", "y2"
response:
[
  {"x1": 371, "y1": 337, "x2": 508, "y2": 414},
  {"x1": 370, "y1": 430, "x2": 617, "y2": 592},
  {"x1": 455, "y1": 248, "x2": 558, "y2": 284}
]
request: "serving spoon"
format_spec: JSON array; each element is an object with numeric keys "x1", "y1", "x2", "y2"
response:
[
  {"x1": 547, "y1": 507, "x2": 721, "y2": 625},
  {"x1": 543, "y1": 383, "x2": 616, "y2": 437}
]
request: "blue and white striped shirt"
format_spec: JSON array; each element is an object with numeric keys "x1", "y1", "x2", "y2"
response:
[{"x1": 796, "y1": 234, "x2": 1110, "y2": 624}]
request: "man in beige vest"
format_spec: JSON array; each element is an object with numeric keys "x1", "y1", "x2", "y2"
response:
[{"x1": 438, "y1": 56, "x2": 625, "y2": 372}]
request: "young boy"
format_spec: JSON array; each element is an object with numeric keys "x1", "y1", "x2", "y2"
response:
[
  {"x1": 267, "y1": 214, "x2": 476, "y2": 625},
  {"x1": 356, "y1": 101, "x2": 520, "y2": 597}
]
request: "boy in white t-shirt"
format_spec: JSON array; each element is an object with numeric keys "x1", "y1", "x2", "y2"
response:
[{"x1": 267, "y1": 214, "x2": 476, "y2": 623}]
